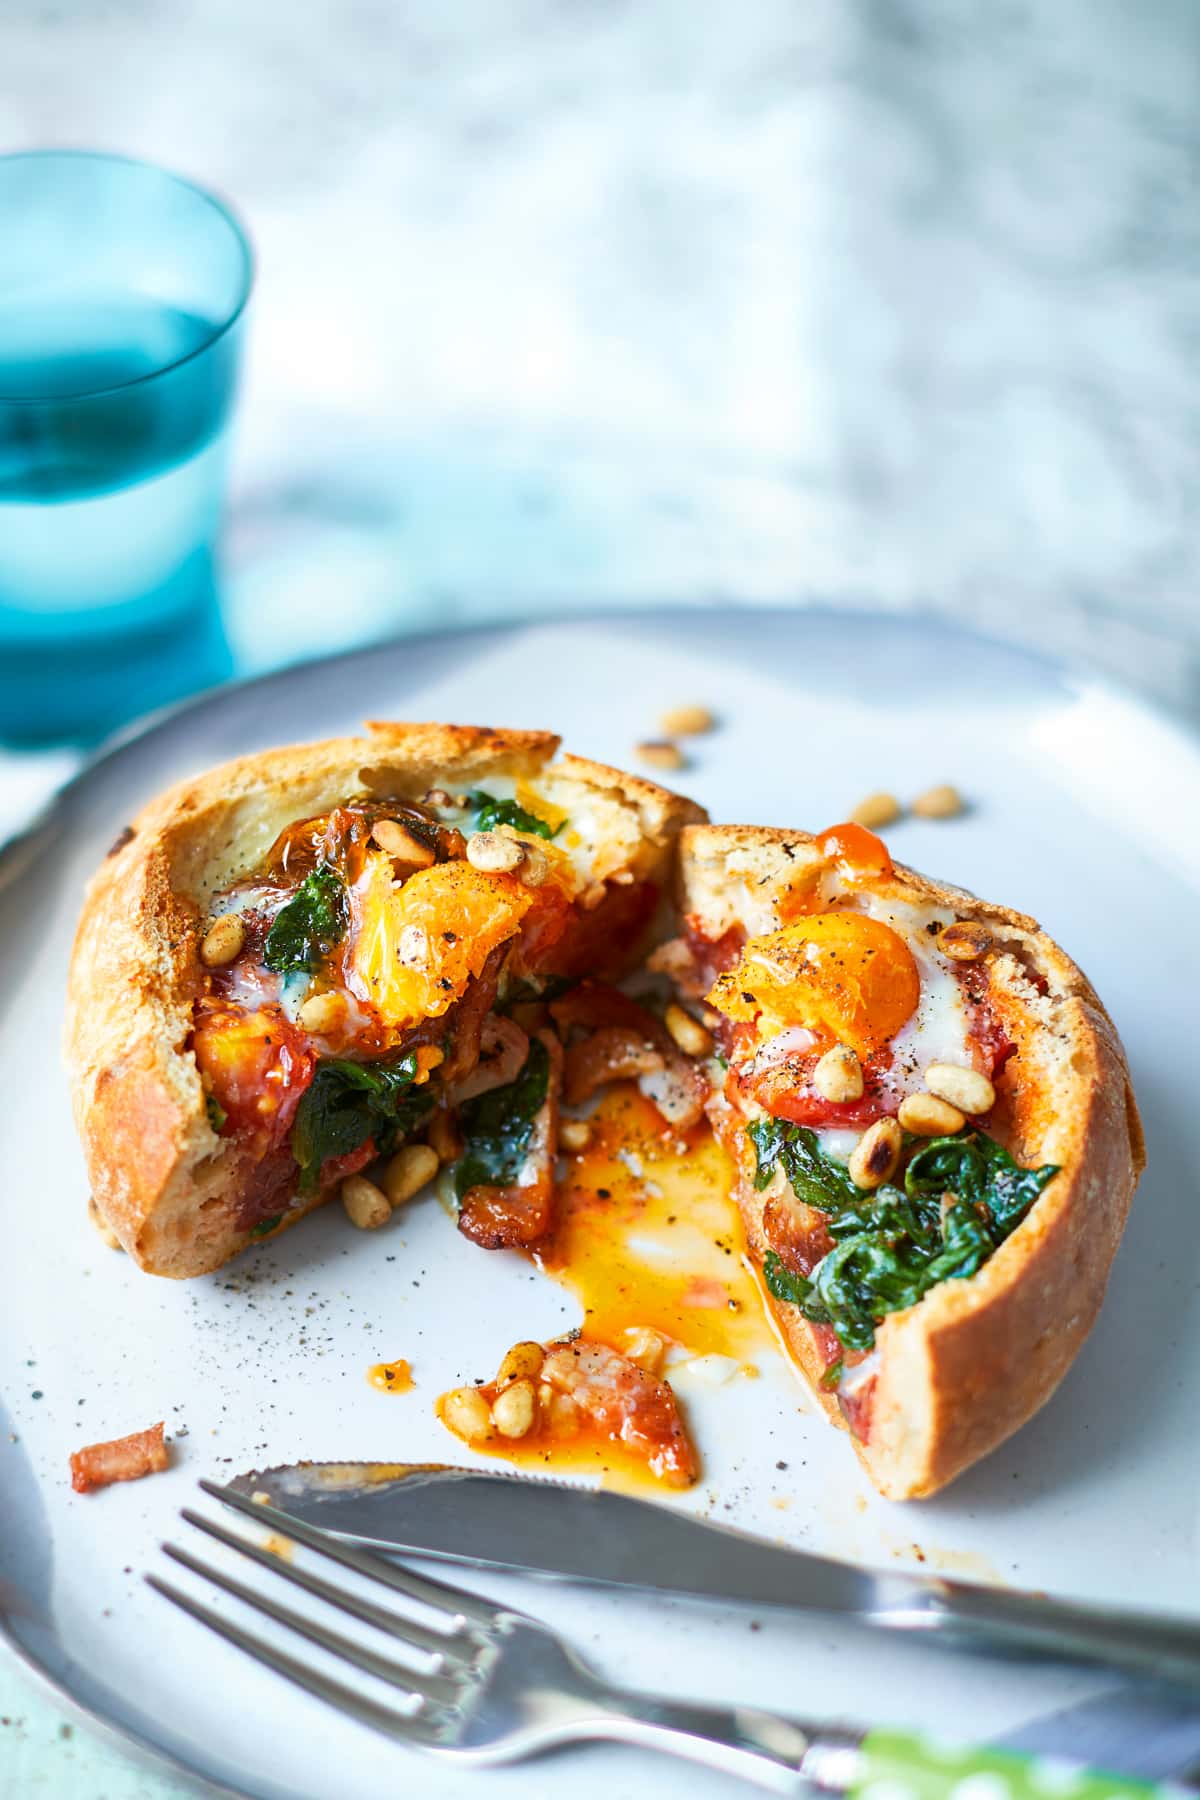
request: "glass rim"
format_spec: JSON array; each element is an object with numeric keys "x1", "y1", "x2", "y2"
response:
[{"x1": 0, "y1": 148, "x2": 254, "y2": 406}]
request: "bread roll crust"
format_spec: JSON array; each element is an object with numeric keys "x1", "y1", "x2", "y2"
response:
[
  {"x1": 677, "y1": 823, "x2": 1144, "y2": 1498},
  {"x1": 65, "y1": 723, "x2": 703, "y2": 1278}
]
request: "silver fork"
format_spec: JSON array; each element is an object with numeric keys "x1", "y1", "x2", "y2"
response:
[{"x1": 148, "y1": 1480, "x2": 861, "y2": 1793}]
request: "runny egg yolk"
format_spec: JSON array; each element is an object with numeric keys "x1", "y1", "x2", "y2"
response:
[
  {"x1": 707, "y1": 910, "x2": 920, "y2": 1060},
  {"x1": 348, "y1": 853, "x2": 533, "y2": 1028}
]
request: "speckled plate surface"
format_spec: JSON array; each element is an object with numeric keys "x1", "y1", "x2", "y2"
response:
[{"x1": 2, "y1": 609, "x2": 1198, "y2": 1800}]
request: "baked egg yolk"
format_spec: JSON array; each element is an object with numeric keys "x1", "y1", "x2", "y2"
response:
[
  {"x1": 348, "y1": 853, "x2": 533, "y2": 1027},
  {"x1": 707, "y1": 909, "x2": 920, "y2": 1060}
]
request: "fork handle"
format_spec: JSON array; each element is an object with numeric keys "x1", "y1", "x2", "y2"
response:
[{"x1": 585, "y1": 1685, "x2": 861, "y2": 1793}]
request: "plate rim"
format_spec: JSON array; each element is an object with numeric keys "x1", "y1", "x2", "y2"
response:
[{"x1": 4, "y1": 598, "x2": 1198, "y2": 1799}]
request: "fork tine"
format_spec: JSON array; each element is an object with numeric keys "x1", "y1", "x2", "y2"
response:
[
  {"x1": 180, "y1": 1509, "x2": 464, "y2": 1663},
  {"x1": 161, "y1": 1541, "x2": 465, "y2": 1708},
  {"x1": 146, "y1": 1574, "x2": 443, "y2": 1747},
  {"x1": 198, "y1": 1480, "x2": 500, "y2": 1627}
]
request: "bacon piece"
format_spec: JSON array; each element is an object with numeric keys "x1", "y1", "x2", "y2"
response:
[
  {"x1": 539, "y1": 1339, "x2": 696, "y2": 1486},
  {"x1": 553, "y1": 982, "x2": 706, "y2": 1129},
  {"x1": 70, "y1": 1423, "x2": 169, "y2": 1494},
  {"x1": 450, "y1": 1015, "x2": 530, "y2": 1105},
  {"x1": 438, "y1": 942, "x2": 509, "y2": 1083},
  {"x1": 761, "y1": 1192, "x2": 833, "y2": 1279},
  {"x1": 955, "y1": 960, "x2": 1017, "y2": 1078},
  {"x1": 458, "y1": 1030, "x2": 563, "y2": 1250},
  {"x1": 837, "y1": 1356, "x2": 878, "y2": 1442},
  {"x1": 564, "y1": 1026, "x2": 665, "y2": 1105}
]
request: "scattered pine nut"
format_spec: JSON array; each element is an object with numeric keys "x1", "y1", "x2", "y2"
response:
[
  {"x1": 913, "y1": 783, "x2": 964, "y2": 820},
  {"x1": 87, "y1": 1197, "x2": 123, "y2": 1251},
  {"x1": 496, "y1": 1341, "x2": 544, "y2": 1387},
  {"x1": 441, "y1": 1386, "x2": 493, "y2": 1442},
  {"x1": 428, "y1": 1110, "x2": 462, "y2": 1163},
  {"x1": 898, "y1": 1092, "x2": 966, "y2": 1136},
  {"x1": 925, "y1": 1063, "x2": 995, "y2": 1115},
  {"x1": 659, "y1": 704, "x2": 715, "y2": 737},
  {"x1": 513, "y1": 837, "x2": 549, "y2": 887},
  {"x1": 850, "y1": 792, "x2": 901, "y2": 830},
  {"x1": 622, "y1": 1327, "x2": 667, "y2": 1376},
  {"x1": 466, "y1": 830, "x2": 524, "y2": 874},
  {"x1": 491, "y1": 1379, "x2": 537, "y2": 1439},
  {"x1": 559, "y1": 1118, "x2": 593, "y2": 1152},
  {"x1": 635, "y1": 740, "x2": 687, "y2": 772},
  {"x1": 848, "y1": 1117, "x2": 903, "y2": 1190},
  {"x1": 664, "y1": 1002, "x2": 713, "y2": 1058},
  {"x1": 812, "y1": 1043, "x2": 864, "y2": 1104},
  {"x1": 297, "y1": 990, "x2": 345, "y2": 1035},
  {"x1": 200, "y1": 913, "x2": 245, "y2": 968},
  {"x1": 341, "y1": 1174, "x2": 391, "y2": 1230},
  {"x1": 382, "y1": 1143, "x2": 439, "y2": 1208},
  {"x1": 371, "y1": 818, "x2": 436, "y2": 866},
  {"x1": 936, "y1": 921, "x2": 993, "y2": 961}
]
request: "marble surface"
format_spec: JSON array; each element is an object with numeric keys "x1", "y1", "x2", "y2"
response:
[{"x1": 2, "y1": 1, "x2": 1199, "y2": 1793}]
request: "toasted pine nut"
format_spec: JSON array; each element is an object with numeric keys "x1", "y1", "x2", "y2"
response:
[
  {"x1": 913, "y1": 783, "x2": 964, "y2": 819},
  {"x1": 497, "y1": 1341, "x2": 544, "y2": 1387},
  {"x1": 341, "y1": 1174, "x2": 391, "y2": 1230},
  {"x1": 298, "y1": 990, "x2": 345, "y2": 1035},
  {"x1": 559, "y1": 1118, "x2": 592, "y2": 1153},
  {"x1": 660, "y1": 703, "x2": 715, "y2": 737},
  {"x1": 812, "y1": 1043, "x2": 864, "y2": 1104},
  {"x1": 635, "y1": 740, "x2": 686, "y2": 771},
  {"x1": 200, "y1": 913, "x2": 245, "y2": 968},
  {"x1": 936, "y1": 920, "x2": 993, "y2": 961},
  {"x1": 611, "y1": 869, "x2": 636, "y2": 886},
  {"x1": 513, "y1": 837, "x2": 549, "y2": 888},
  {"x1": 428, "y1": 1110, "x2": 462, "y2": 1163},
  {"x1": 87, "y1": 1197, "x2": 123, "y2": 1251},
  {"x1": 848, "y1": 1117, "x2": 903, "y2": 1190},
  {"x1": 898, "y1": 1092, "x2": 966, "y2": 1136},
  {"x1": 491, "y1": 1378, "x2": 537, "y2": 1439},
  {"x1": 442, "y1": 1386, "x2": 493, "y2": 1442},
  {"x1": 383, "y1": 1143, "x2": 439, "y2": 1208},
  {"x1": 664, "y1": 1002, "x2": 713, "y2": 1058},
  {"x1": 371, "y1": 818, "x2": 436, "y2": 866},
  {"x1": 925, "y1": 1063, "x2": 995, "y2": 1115},
  {"x1": 580, "y1": 881, "x2": 607, "y2": 911},
  {"x1": 423, "y1": 788, "x2": 455, "y2": 808},
  {"x1": 622, "y1": 1327, "x2": 667, "y2": 1376},
  {"x1": 849, "y1": 791, "x2": 901, "y2": 830},
  {"x1": 466, "y1": 829, "x2": 523, "y2": 874}
]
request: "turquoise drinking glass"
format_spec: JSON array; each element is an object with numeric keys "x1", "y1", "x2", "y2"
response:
[{"x1": 0, "y1": 151, "x2": 253, "y2": 745}]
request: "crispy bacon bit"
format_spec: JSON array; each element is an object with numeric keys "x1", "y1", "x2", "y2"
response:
[
  {"x1": 450, "y1": 1015, "x2": 529, "y2": 1104},
  {"x1": 458, "y1": 1031, "x2": 563, "y2": 1250},
  {"x1": 539, "y1": 1340, "x2": 696, "y2": 1486},
  {"x1": 553, "y1": 982, "x2": 706, "y2": 1130},
  {"x1": 70, "y1": 1422, "x2": 169, "y2": 1494}
]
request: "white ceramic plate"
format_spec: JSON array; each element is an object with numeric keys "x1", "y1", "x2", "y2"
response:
[{"x1": 3, "y1": 609, "x2": 1198, "y2": 1800}]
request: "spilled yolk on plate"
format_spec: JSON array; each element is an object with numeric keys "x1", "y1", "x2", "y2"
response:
[{"x1": 707, "y1": 910, "x2": 920, "y2": 1060}]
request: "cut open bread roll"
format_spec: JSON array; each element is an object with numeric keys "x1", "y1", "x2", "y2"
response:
[{"x1": 66, "y1": 731, "x2": 1142, "y2": 1497}]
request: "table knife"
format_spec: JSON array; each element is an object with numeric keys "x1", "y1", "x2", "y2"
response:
[{"x1": 224, "y1": 1461, "x2": 1200, "y2": 1690}]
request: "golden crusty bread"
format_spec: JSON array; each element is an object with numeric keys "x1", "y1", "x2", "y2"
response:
[
  {"x1": 675, "y1": 823, "x2": 1145, "y2": 1500},
  {"x1": 65, "y1": 723, "x2": 705, "y2": 1279}
]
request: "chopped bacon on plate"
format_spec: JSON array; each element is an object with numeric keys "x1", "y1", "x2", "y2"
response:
[{"x1": 70, "y1": 1422, "x2": 169, "y2": 1494}]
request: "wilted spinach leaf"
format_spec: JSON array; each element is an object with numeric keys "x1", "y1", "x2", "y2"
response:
[
  {"x1": 751, "y1": 1119, "x2": 1059, "y2": 1354},
  {"x1": 748, "y1": 1117, "x2": 859, "y2": 1209},
  {"x1": 454, "y1": 1036, "x2": 551, "y2": 1199},
  {"x1": 465, "y1": 790, "x2": 561, "y2": 841},
  {"x1": 263, "y1": 866, "x2": 347, "y2": 974},
  {"x1": 291, "y1": 1049, "x2": 433, "y2": 1194},
  {"x1": 205, "y1": 1093, "x2": 227, "y2": 1134},
  {"x1": 249, "y1": 1214, "x2": 282, "y2": 1238}
]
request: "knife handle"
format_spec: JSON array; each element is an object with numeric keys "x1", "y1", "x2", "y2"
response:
[{"x1": 891, "y1": 1578, "x2": 1200, "y2": 1689}]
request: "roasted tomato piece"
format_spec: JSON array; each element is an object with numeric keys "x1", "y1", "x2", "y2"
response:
[
  {"x1": 544, "y1": 879, "x2": 659, "y2": 981},
  {"x1": 192, "y1": 1001, "x2": 315, "y2": 1144}
]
